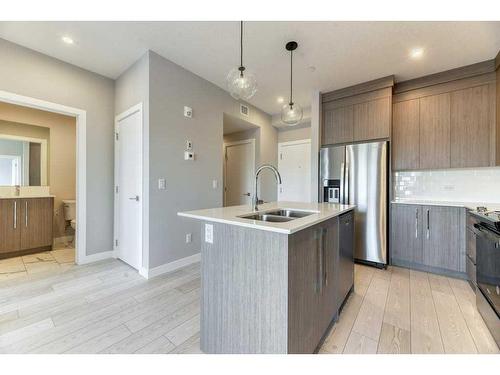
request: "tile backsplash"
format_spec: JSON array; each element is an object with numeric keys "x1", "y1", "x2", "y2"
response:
[{"x1": 393, "y1": 167, "x2": 500, "y2": 203}]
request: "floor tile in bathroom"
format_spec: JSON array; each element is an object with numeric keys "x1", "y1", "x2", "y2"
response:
[
  {"x1": 51, "y1": 248, "x2": 75, "y2": 264},
  {"x1": 0, "y1": 271, "x2": 28, "y2": 281},
  {"x1": 22, "y1": 251, "x2": 55, "y2": 264},
  {"x1": 0, "y1": 257, "x2": 26, "y2": 274}
]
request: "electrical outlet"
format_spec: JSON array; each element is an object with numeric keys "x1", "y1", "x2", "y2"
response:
[
  {"x1": 186, "y1": 140, "x2": 193, "y2": 150},
  {"x1": 205, "y1": 224, "x2": 213, "y2": 244},
  {"x1": 184, "y1": 106, "x2": 193, "y2": 118},
  {"x1": 185, "y1": 233, "x2": 192, "y2": 243},
  {"x1": 184, "y1": 151, "x2": 195, "y2": 161}
]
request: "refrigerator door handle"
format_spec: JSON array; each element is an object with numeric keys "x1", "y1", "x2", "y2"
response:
[
  {"x1": 340, "y1": 162, "x2": 345, "y2": 204},
  {"x1": 345, "y1": 165, "x2": 349, "y2": 205}
]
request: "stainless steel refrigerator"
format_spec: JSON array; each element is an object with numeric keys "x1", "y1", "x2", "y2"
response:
[{"x1": 320, "y1": 141, "x2": 388, "y2": 266}]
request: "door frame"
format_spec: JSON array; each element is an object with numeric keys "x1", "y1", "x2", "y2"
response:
[
  {"x1": 223, "y1": 138, "x2": 255, "y2": 207},
  {"x1": 277, "y1": 138, "x2": 312, "y2": 201},
  {"x1": 114, "y1": 103, "x2": 144, "y2": 272},
  {"x1": 0, "y1": 90, "x2": 87, "y2": 264}
]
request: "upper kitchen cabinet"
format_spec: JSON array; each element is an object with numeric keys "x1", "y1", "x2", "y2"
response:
[
  {"x1": 392, "y1": 99, "x2": 420, "y2": 170},
  {"x1": 322, "y1": 103, "x2": 353, "y2": 145},
  {"x1": 450, "y1": 85, "x2": 492, "y2": 168},
  {"x1": 392, "y1": 59, "x2": 498, "y2": 171},
  {"x1": 353, "y1": 96, "x2": 391, "y2": 141},
  {"x1": 321, "y1": 76, "x2": 394, "y2": 146},
  {"x1": 419, "y1": 93, "x2": 451, "y2": 169}
]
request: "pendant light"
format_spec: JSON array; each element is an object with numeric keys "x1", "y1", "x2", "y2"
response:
[
  {"x1": 281, "y1": 41, "x2": 303, "y2": 126},
  {"x1": 226, "y1": 21, "x2": 257, "y2": 100}
]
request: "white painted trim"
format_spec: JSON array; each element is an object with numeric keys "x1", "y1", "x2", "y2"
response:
[
  {"x1": 0, "y1": 134, "x2": 48, "y2": 185},
  {"x1": 0, "y1": 90, "x2": 87, "y2": 265},
  {"x1": 278, "y1": 138, "x2": 312, "y2": 148},
  {"x1": 310, "y1": 90, "x2": 321, "y2": 203},
  {"x1": 77, "y1": 250, "x2": 114, "y2": 265},
  {"x1": 114, "y1": 103, "x2": 144, "y2": 271},
  {"x1": 140, "y1": 253, "x2": 201, "y2": 279},
  {"x1": 223, "y1": 138, "x2": 256, "y2": 207}
]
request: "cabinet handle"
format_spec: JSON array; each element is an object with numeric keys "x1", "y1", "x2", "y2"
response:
[
  {"x1": 13, "y1": 201, "x2": 17, "y2": 229},
  {"x1": 415, "y1": 209, "x2": 418, "y2": 238},
  {"x1": 318, "y1": 228, "x2": 323, "y2": 294},
  {"x1": 322, "y1": 227, "x2": 328, "y2": 287},
  {"x1": 25, "y1": 201, "x2": 28, "y2": 227},
  {"x1": 426, "y1": 209, "x2": 430, "y2": 239}
]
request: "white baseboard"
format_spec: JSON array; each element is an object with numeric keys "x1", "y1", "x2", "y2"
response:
[
  {"x1": 140, "y1": 253, "x2": 200, "y2": 279},
  {"x1": 77, "y1": 250, "x2": 114, "y2": 265}
]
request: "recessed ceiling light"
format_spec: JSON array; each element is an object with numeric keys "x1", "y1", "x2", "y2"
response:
[
  {"x1": 409, "y1": 47, "x2": 424, "y2": 59},
  {"x1": 277, "y1": 97, "x2": 284, "y2": 104},
  {"x1": 61, "y1": 36, "x2": 74, "y2": 45}
]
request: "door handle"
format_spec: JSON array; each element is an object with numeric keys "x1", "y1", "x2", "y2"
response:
[
  {"x1": 129, "y1": 195, "x2": 140, "y2": 201},
  {"x1": 426, "y1": 209, "x2": 430, "y2": 239},
  {"x1": 25, "y1": 201, "x2": 28, "y2": 227},
  {"x1": 242, "y1": 192, "x2": 251, "y2": 196},
  {"x1": 13, "y1": 201, "x2": 17, "y2": 229}
]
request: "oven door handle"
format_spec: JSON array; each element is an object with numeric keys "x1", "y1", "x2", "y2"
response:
[{"x1": 475, "y1": 224, "x2": 500, "y2": 248}]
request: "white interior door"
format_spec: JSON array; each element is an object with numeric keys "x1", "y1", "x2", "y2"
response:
[
  {"x1": 224, "y1": 140, "x2": 255, "y2": 206},
  {"x1": 278, "y1": 139, "x2": 311, "y2": 202},
  {"x1": 115, "y1": 105, "x2": 142, "y2": 270}
]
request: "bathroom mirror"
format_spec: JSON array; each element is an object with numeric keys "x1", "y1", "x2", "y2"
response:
[{"x1": 0, "y1": 134, "x2": 48, "y2": 186}]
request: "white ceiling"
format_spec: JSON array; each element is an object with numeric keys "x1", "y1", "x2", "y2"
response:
[{"x1": 1, "y1": 21, "x2": 499, "y2": 115}]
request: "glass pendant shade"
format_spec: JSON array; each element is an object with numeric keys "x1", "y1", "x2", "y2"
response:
[
  {"x1": 226, "y1": 67, "x2": 258, "y2": 100},
  {"x1": 281, "y1": 102, "x2": 303, "y2": 126}
]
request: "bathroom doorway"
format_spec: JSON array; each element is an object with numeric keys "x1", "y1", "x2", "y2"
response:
[{"x1": 0, "y1": 90, "x2": 87, "y2": 270}]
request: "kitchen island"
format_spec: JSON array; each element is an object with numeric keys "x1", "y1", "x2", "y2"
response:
[{"x1": 178, "y1": 201, "x2": 355, "y2": 354}]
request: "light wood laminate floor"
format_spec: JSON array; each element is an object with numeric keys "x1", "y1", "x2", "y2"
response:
[{"x1": 0, "y1": 259, "x2": 497, "y2": 354}]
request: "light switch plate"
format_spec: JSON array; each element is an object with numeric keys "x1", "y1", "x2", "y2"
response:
[
  {"x1": 185, "y1": 233, "x2": 192, "y2": 243},
  {"x1": 186, "y1": 140, "x2": 193, "y2": 150},
  {"x1": 212, "y1": 180, "x2": 218, "y2": 189},
  {"x1": 184, "y1": 151, "x2": 195, "y2": 161},
  {"x1": 205, "y1": 224, "x2": 213, "y2": 244},
  {"x1": 184, "y1": 106, "x2": 193, "y2": 118},
  {"x1": 158, "y1": 178, "x2": 166, "y2": 190}
]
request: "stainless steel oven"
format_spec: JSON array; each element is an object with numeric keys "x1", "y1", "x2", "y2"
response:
[{"x1": 473, "y1": 210, "x2": 500, "y2": 347}]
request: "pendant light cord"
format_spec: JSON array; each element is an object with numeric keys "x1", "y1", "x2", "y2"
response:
[
  {"x1": 240, "y1": 21, "x2": 243, "y2": 68},
  {"x1": 289, "y1": 49, "x2": 293, "y2": 106}
]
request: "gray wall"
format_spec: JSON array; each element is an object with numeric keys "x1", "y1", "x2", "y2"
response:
[
  {"x1": 147, "y1": 51, "x2": 275, "y2": 268},
  {"x1": 277, "y1": 124, "x2": 311, "y2": 143},
  {"x1": 0, "y1": 38, "x2": 115, "y2": 256},
  {"x1": 114, "y1": 52, "x2": 150, "y2": 268}
]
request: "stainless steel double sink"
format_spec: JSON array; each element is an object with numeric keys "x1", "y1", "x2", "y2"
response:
[{"x1": 239, "y1": 209, "x2": 315, "y2": 222}]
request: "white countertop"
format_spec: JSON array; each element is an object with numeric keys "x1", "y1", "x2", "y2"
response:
[
  {"x1": 391, "y1": 199, "x2": 500, "y2": 211},
  {"x1": 178, "y1": 201, "x2": 356, "y2": 234},
  {"x1": 0, "y1": 195, "x2": 55, "y2": 199}
]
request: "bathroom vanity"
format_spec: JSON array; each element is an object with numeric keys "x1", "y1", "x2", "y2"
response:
[
  {"x1": 0, "y1": 196, "x2": 54, "y2": 258},
  {"x1": 178, "y1": 201, "x2": 355, "y2": 354}
]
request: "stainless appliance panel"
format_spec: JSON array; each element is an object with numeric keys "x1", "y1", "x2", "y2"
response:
[
  {"x1": 319, "y1": 146, "x2": 345, "y2": 183},
  {"x1": 346, "y1": 141, "x2": 388, "y2": 265},
  {"x1": 338, "y1": 211, "x2": 354, "y2": 310},
  {"x1": 477, "y1": 287, "x2": 500, "y2": 347}
]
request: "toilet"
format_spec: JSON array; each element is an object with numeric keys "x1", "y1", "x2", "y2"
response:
[{"x1": 62, "y1": 200, "x2": 76, "y2": 230}]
